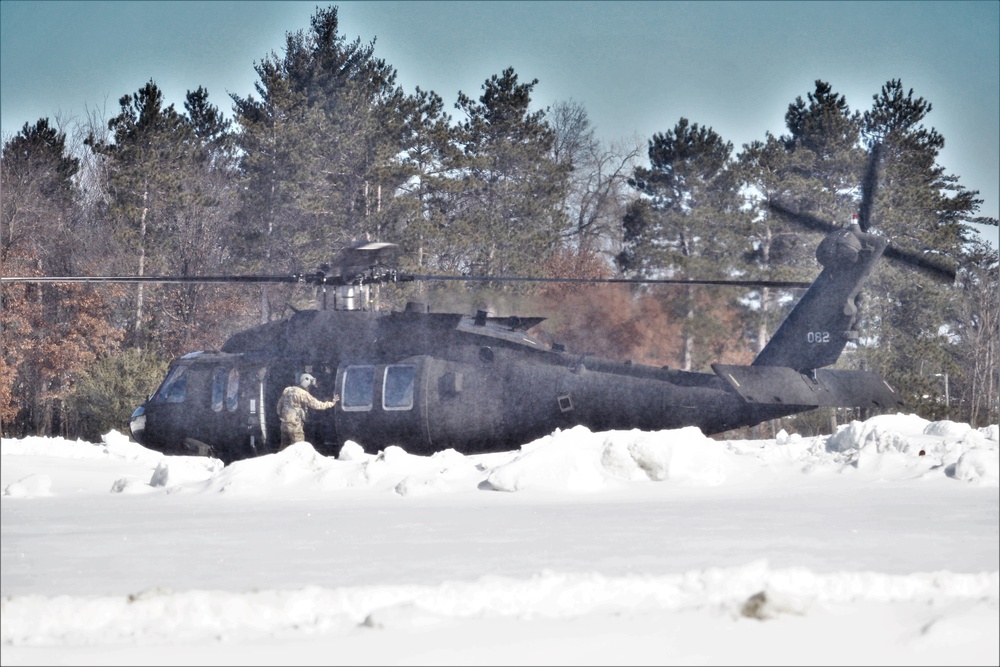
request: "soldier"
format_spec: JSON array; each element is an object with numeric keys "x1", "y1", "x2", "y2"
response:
[{"x1": 276, "y1": 373, "x2": 339, "y2": 450}]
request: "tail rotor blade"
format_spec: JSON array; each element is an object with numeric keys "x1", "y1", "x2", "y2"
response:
[
  {"x1": 767, "y1": 200, "x2": 836, "y2": 234},
  {"x1": 883, "y1": 245, "x2": 956, "y2": 282}
]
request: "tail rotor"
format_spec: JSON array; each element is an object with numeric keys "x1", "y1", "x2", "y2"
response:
[{"x1": 768, "y1": 142, "x2": 955, "y2": 282}]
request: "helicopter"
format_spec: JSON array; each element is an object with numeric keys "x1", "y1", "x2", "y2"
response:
[{"x1": 2, "y1": 148, "x2": 957, "y2": 464}]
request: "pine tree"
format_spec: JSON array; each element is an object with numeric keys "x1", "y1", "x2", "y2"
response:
[
  {"x1": 85, "y1": 81, "x2": 195, "y2": 347},
  {"x1": 859, "y1": 79, "x2": 989, "y2": 417},
  {"x1": 150, "y1": 87, "x2": 252, "y2": 357},
  {"x1": 737, "y1": 81, "x2": 867, "y2": 356},
  {"x1": 449, "y1": 67, "x2": 570, "y2": 282},
  {"x1": 622, "y1": 118, "x2": 747, "y2": 370},
  {"x1": 395, "y1": 86, "x2": 464, "y2": 286},
  {"x1": 231, "y1": 5, "x2": 415, "y2": 318}
]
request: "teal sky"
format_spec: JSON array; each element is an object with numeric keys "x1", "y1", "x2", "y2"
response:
[{"x1": 2, "y1": 0, "x2": 997, "y2": 238}]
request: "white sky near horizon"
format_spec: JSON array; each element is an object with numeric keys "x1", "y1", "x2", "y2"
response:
[
  {"x1": 1, "y1": 0, "x2": 997, "y2": 246},
  {"x1": 1, "y1": 413, "x2": 998, "y2": 665}
]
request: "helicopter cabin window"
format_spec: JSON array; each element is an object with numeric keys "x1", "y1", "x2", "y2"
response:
[
  {"x1": 383, "y1": 365, "x2": 415, "y2": 411},
  {"x1": 154, "y1": 365, "x2": 188, "y2": 404},
  {"x1": 342, "y1": 365, "x2": 375, "y2": 411}
]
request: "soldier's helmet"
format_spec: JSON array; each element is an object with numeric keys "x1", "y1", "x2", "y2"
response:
[{"x1": 297, "y1": 373, "x2": 317, "y2": 388}]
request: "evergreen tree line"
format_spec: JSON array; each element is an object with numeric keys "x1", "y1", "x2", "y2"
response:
[{"x1": 2, "y1": 6, "x2": 997, "y2": 441}]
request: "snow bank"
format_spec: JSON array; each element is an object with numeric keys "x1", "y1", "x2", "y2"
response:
[{"x1": 4, "y1": 416, "x2": 998, "y2": 500}]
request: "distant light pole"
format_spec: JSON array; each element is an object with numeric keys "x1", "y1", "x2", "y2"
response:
[{"x1": 934, "y1": 372, "x2": 950, "y2": 417}]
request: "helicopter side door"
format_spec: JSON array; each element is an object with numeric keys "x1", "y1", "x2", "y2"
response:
[
  {"x1": 207, "y1": 364, "x2": 271, "y2": 461},
  {"x1": 332, "y1": 354, "x2": 521, "y2": 455},
  {"x1": 138, "y1": 355, "x2": 269, "y2": 462},
  {"x1": 335, "y1": 357, "x2": 429, "y2": 454}
]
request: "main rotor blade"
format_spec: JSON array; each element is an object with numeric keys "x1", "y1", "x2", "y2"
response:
[
  {"x1": 857, "y1": 142, "x2": 882, "y2": 233},
  {"x1": 0, "y1": 275, "x2": 304, "y2": 284},
  {"x1": 406, "y1": 274, "x2": 812, "y2": 289},
  {"x1": 1, "y1": 273, "x2": 812, "y2": 289}
]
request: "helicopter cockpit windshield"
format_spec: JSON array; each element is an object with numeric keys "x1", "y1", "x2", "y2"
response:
[{"x1": 152, "y1": 364, "x2": 189, "y2": 403}]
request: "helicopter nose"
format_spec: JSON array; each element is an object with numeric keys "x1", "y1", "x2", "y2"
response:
[{"x1": 129, "y1": 405, "x2": 147, "y2": 445}]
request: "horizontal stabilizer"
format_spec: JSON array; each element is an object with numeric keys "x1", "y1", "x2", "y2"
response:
[{"x1": 713, "y1": 365, "x2": 904, "y2": 411}]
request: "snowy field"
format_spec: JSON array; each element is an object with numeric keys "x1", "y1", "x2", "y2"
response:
[{"x1": 2, "y1": 413, "x2": 998, "y2": 666}]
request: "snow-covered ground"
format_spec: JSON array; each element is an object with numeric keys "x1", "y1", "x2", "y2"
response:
[{"x1": 2, "y1": 414, "x2": 998, "y2": 666}]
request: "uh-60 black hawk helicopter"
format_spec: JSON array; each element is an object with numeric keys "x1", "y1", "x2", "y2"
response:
[{"x1": 3, "y1": 147, "x2": 956, "y2": 463}]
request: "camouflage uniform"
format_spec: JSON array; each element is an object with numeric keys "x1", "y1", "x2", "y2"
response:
[{"x1": 276, "y1": 385, "x2": 337, "y2": 449}]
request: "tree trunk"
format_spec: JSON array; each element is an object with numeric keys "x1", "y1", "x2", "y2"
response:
[
  {"x1": 133, "y1": 188, "x2": 149, "y2": 347},
  {"x1": 683, "y1": 285, "x2": 694, "y2": 371}
]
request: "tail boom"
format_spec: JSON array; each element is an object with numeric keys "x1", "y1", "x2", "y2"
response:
[{"x1": 752, "y1": 224, "x2": 887, "y2": 372}]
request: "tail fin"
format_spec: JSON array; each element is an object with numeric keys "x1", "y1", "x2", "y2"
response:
[{"x1": 752, "y1": 224, "x2": 887, "y2": 372}]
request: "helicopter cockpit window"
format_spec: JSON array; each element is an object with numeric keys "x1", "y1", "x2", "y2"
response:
[
  {"x1": 212, "y1": 368, "x2": 240, "y2": 412},
  {"x1": 225, "y1": 368, "x2": 239, "y2": 411},
  {"x1": 342, "y1": 365, "x2": 375, "y2": 411},
  {"x1": 383, "y1": 365, "x2": 415, "y2": 411},
  {"x1": 211, "y1": 368, "x2": 227, "y2": 412},
  {"x1": 154, "y1": 365, "x2": 188, "y2": 404}
]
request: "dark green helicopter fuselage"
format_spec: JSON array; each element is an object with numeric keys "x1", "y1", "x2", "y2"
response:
[
  {"x1": 132, "y1": 306, "x2": 787, "y2": 462},
  {"x1": 130, "y1": 225, "x2": 905, "y2": 463}
]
